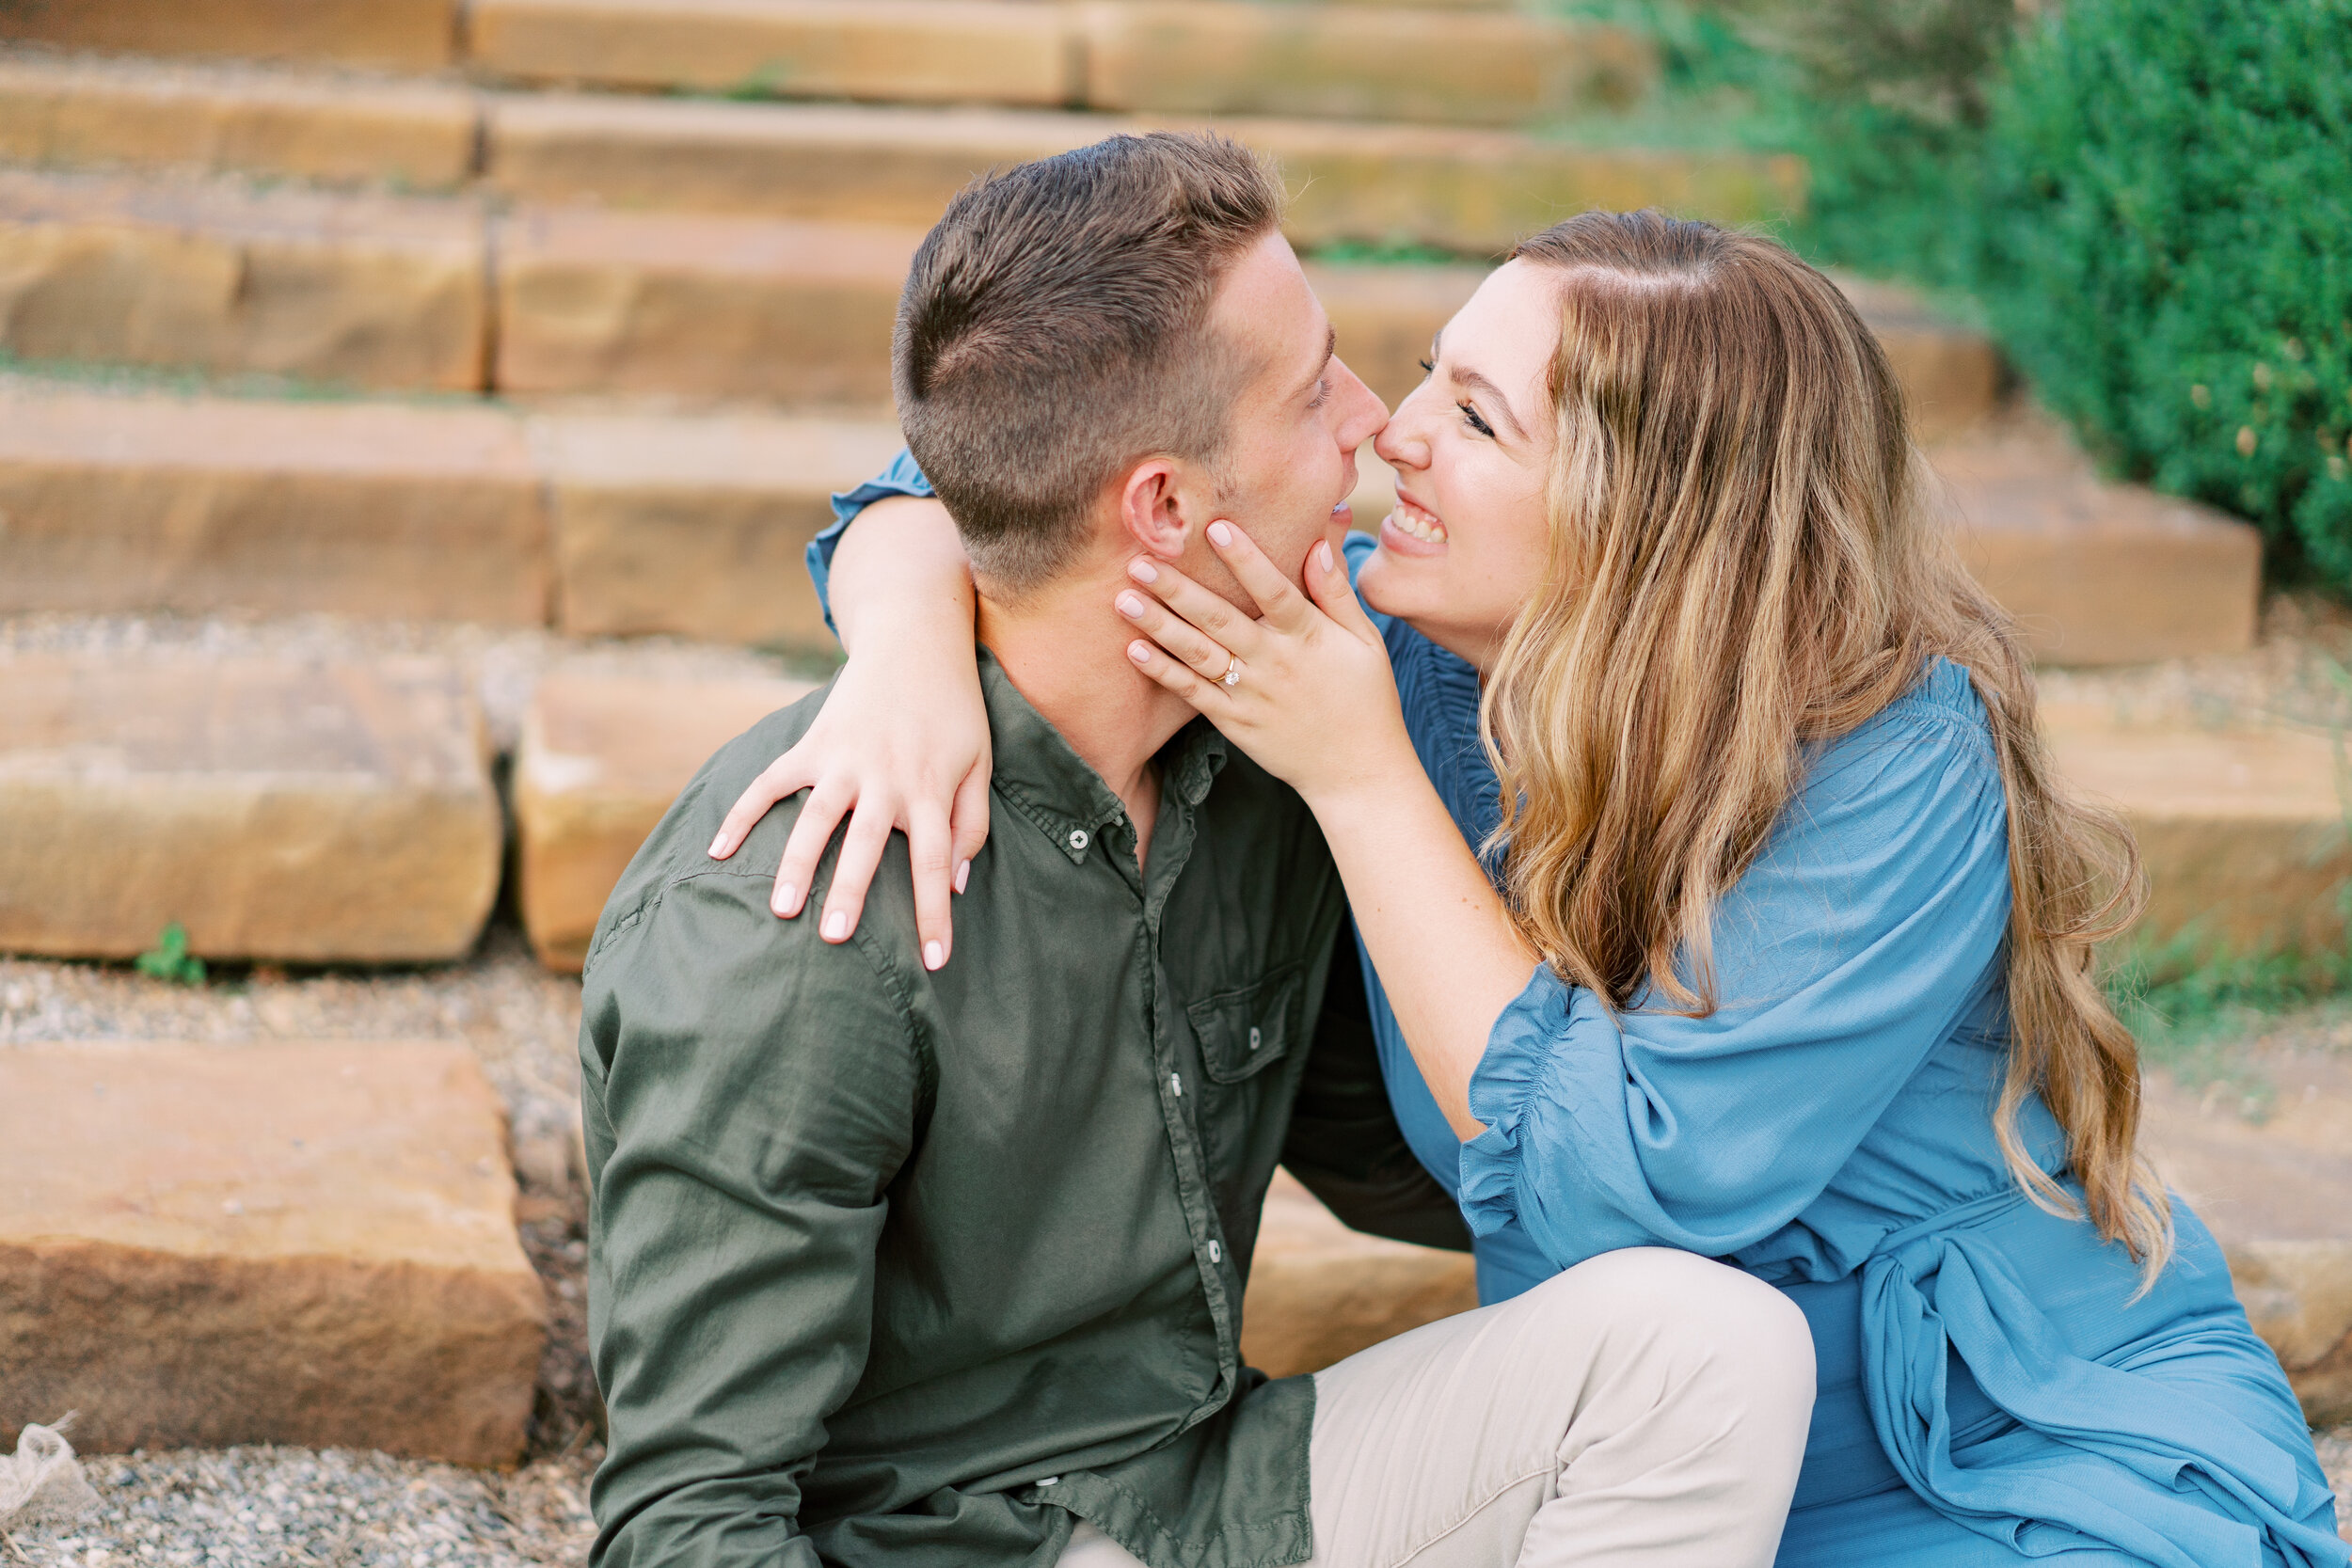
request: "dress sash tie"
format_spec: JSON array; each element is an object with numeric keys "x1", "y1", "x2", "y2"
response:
[{"x1": 1859, "y1": 1191, "x2": 2345, "y2": 1567}]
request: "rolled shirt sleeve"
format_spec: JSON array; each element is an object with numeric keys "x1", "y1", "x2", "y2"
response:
[
  {"x1": 1458, "y1": 690, "x2": 2015, "y2": 1268},
  {"x1": 582, "y1": 870, "x2": 925, "y2": 1568}
]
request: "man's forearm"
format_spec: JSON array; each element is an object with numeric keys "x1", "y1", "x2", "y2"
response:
[{"x1": 828, "y1": 496, "x2": 977, "y2": 657}]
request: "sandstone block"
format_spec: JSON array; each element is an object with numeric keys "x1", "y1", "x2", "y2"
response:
[
  {"x1": 485, "y1": 93, "x2": 1093, "y2": 223},
  {"x1": 0, "y1": 0, "x2": 457, "y2": 69},
  {"x1": 529, "y1": 409, "x2": 906, "y2": 646},
  {"x1": 1833, "y1": 273, "x2": 2005, "y2": 437},
  {"x1": 2043, "y1": 705, "x2": 2349, "y2": 961},
  {"x1": 1240, "y1": 1170, "x2": 1478, "y2": 1378},
  {"x1": 0, "y1": 55, "x2": 478, "y2": 189},
  {"x1": 496, "y1": 204, "x2": 914, "y2": 404},
  {"x1": 1227, "y1": 118, "x2": 1809, "y2": 253},
  {"x1": 0, "y1": 1040, "x2": 546, "y2": 1465},
  {"x1": 0, "y1": 656, "x2": 501, "y2": 962},
  {"x1": 470, "y1": 0, "x2": 1073, "y2": 107},
  {"x1": 1932, "y1": 423, "x2": 2262, "y2": 665},
  {"x1": 2140, "y1": 1056, "x2": 2352, "y2": 1426},
  {"x1": 0, "y1": 169, "x2": 487, "y2": 390},
  {"x1": 0, "y1": 385, "x2": 548, "y2": 624},
  {"x1": 1085, "y1": 3, "x2": 1655, "y2": 127},
  {"x1": 516, "y1": 668, "x2": 818, "y2": 971},
  {"x1": 484, "y1": 94, "x2": 1807, "y2": 252}
]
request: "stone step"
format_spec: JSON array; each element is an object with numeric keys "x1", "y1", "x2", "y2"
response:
[
  {"x1": 0, "y1": 1039, "x2": 545, "y2": 1463},
  {"x1": 0, "y1": 54, "x2": 1783, "y2": 255},
  {"x1": 0, "y1": 382, "x2": 901, "y2": 638},
  {"x1": 514, "y1": 666, "x2": 819, "y2": 971},
  {"x1": 0, "y1": 52, "x2": 478, "y2": 191},
  {"x1": 0, "y1": 383, "x2": 548, "y2": 624},
  {"x1": 525, "y1": 408, "x2": 907, "y2": 643},
  {"x1": 486, "y1": 93, "x2": 1806, "y2": 253},
  {"x1": 0, "y1": 0, "x2": 458, "y2": 71},
  {"x1": 495, "y1": 204, "x2": 916, "y2": 405},
  {"x1": 0, "y1": 654, "x2": 502, "y2": 962},
  {"x1": 1933, "y1": 420, "x2": 2263, "y2": 666},
  {"x1": 1241, "y1": 1169, "x2": 1477, "y2": 1378},
  {"x1": 2043, "y1": 705, "x2": 2347, "y2": 962},
  {"x1": 2140, "y1": 1051, "x2": 2352, "y2": 1426},
  {"x1": 0, "y1": 167, "x2": 486, "y2": 390},
  {"x1": 469, "y1": 0, "x2": 1653, "y2": 128}
]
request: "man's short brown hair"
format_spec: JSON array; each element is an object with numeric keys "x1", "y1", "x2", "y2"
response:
[{"x1": 893, "y1": 133, "x2": 1283, "y2": 591}]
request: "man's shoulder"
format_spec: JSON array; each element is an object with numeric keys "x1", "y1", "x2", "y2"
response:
[{"x1": 586, "y1": 676, "x2": 908, "y2": 963}]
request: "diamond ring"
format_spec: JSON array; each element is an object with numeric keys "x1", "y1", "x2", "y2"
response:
[{"x1": 1220, "y1": 657, "x2": 1244, "y2": 688}]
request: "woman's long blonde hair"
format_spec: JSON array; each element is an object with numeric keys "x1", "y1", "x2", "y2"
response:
[{"x1": 1485, "y1": 210, "x2": 2172, "y2": 1273}]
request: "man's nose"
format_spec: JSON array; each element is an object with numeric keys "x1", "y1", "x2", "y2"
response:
[{"x1": 1327, "y1": 356, "x2": 1390, "y2": 451}]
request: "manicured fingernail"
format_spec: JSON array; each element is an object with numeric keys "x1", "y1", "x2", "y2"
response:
[
  {"x1": 1207, "y1": 520, "x2": 1234, "y2": 547},
  {"x1": 1128, "y1": 559, "x2": 1159, "y2": 584},
  {"x1": 1315, "y1": 540, "x2": 1335, "y2": 575},
  {"x1": 924, "y1": 940, "x2": 945, "y2": 971},
  {"x1": 954, "y1": 859, "x2": 970, "y2": 894},
  {"x1": 707, "y1": 832, "x2": 730, "y2": 858},
  {"x1": 1128, "y1": 641, "x2": 1152, "y2": 664},
  {"x1": 772, "y1": 881, "x2": 798, "y2": 916},
  {"x1": 822, "y1": 911, "x2": 848, "y2": 941},
  {"x1": 1117, "y1": 591, "x2": 1147, "y2": 618}
]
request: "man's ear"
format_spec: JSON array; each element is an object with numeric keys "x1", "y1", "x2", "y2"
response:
[{"x1": 1116, "y1": 459, "x2": 1192, "y2": 561}]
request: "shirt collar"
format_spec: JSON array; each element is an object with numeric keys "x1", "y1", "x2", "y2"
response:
[{"x1": 978, "y1": 647, "x2": 1229, "y2": 865}]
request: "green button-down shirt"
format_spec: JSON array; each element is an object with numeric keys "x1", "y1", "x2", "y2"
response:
[{"x1": 581, "y1": 651, "x2": 1464, "y2": 1568}]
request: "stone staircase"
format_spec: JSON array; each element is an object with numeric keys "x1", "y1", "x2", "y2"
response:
[{"x1": 0, "y1": 0, "x2": 2335, "y2": 1476}]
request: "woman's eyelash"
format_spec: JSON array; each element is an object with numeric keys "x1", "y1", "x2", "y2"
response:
[
  {"x1": 1418, "y1": 358, "x2": 1435, "y2": 373},
  {"x1": 1459, "y1": 402, "x2": 1496, "y2": 438}
]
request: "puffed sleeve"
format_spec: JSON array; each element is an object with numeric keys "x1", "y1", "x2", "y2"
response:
[{"x1": 1457, "y1": 681, "x2": 2014, "y2": 1267}]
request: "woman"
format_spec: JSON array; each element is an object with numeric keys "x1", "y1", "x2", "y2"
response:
[{"x1": 712, "y1": 211, "x2": 2345, "y2": 1566}]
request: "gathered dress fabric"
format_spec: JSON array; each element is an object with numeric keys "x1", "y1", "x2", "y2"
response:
[{"x1": 1346, "y1": 536, "x2": 2347, "y2": 1568}]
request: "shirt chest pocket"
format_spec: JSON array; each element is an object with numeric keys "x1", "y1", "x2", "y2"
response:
[{"x1": 1185, "y1": 962, "x2": 1306, "y2": 1084}]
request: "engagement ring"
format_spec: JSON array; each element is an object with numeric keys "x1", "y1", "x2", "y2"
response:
[{"x1": 1220, "y1": 657, "x2": 1244, "y2": 688}]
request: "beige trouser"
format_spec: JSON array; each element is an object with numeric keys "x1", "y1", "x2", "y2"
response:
[{"x1": 1060, "y1": 1247, "x2": 1815, "y2": 1568}]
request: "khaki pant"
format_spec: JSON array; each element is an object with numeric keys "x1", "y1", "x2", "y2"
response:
[{"x1": 1060, "y1": 1247, "x2": 1815, "y2": 1568}]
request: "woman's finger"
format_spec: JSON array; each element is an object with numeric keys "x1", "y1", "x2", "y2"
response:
[
  {"x1": 905, "y1": 799, "x2": 956, "y2": 971},
  {"x1": 1203, "y1": 519, "x2": 1314, "y2": 633},
  {"x1": 1306, "y1": 536, "x2": 1383, "y2": 643},
  {"x1": 709, "y1": 753, "x2": 812, "y2": 861},
  {"x1": 1115, "y1": 587, "x2": 1239, "y2": 683},
  {"x1": 1126, "y1": 556, "x2": 1263, "y2": 659},
  {"x1": 1126, "y1": 636, "x2": 1230, "y2": 714},
  {"x1": 770, "y1": 773, "x2": 853, "y2": 917},
  {"x1": 817, "y1": 797, "x2": 896, "y2": 942},
  {"x1": 948, "y1": 754, "x2": 992, "y2": 894}
]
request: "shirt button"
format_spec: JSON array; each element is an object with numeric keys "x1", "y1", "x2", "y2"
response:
[
  {"x1": 1208, "y1": 1240, "x2": 1223, "y2": 1263},
  {"x1": 1169, "y1": 1072, "x2": 1183, "y2": 1098},
  {"x1": 1068, "y1": 829, "x2": 1089, "y2": 851},
  {"x1": 1038, "y1": 1476, "x2": 1059, "y2": 1487},
  {"x1": 1248, "y1": 1026, "x2": 1262, "y2": 1051}
]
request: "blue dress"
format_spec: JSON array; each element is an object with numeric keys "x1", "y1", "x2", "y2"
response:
[{"x1": 811, "y1": 470, "x2": 2346, "y2": 1568}]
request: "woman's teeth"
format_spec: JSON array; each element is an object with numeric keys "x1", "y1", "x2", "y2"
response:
[{"x1": 1387, "y1": 498, "x2": 1449, "y2": 544}]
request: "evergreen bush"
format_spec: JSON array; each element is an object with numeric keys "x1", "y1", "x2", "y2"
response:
[{"x1": 1971, "y1": 0, "x2": 2352, "y2": 583}]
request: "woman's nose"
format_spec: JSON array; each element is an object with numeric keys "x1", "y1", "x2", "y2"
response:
[{"x1": 1375, "y1": 405, "x2": 1428, "y2": 471}]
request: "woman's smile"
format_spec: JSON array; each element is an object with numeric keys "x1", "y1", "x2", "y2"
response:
[{"x1": 1382, "y1": 484, "x2": 1450, "y2": 552}]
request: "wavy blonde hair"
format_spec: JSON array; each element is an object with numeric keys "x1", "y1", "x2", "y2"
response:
[{"x1": 1484, "y1": 210, "x2": 2172, "y2": 1274}]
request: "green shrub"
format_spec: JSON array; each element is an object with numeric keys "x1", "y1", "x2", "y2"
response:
[{"x1": 1971, "y1": 0, "x2": 2352, "y2": 584}]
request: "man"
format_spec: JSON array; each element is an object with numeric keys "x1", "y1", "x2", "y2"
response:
[{"x1": 581, "y1": 132, "x2": 1814, "y2": 1568}]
